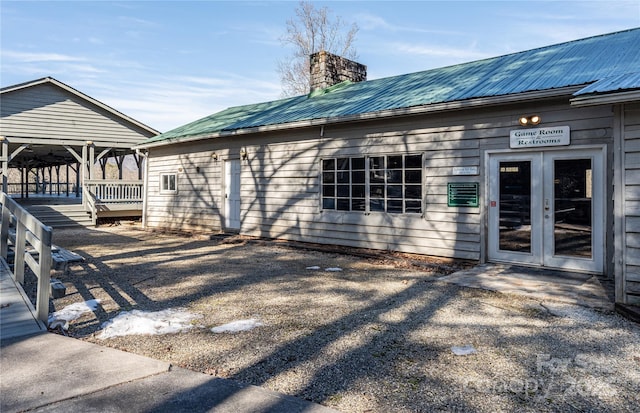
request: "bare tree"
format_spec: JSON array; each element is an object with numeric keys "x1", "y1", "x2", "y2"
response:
[{"x1": 279, "y1": 1, "x2": 358, "y2": 96}]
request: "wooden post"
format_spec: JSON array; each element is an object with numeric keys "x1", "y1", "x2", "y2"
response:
[
  {"x1": 66, "y1": 164, "x2": 70, "y2": 196},
  {"x1": 36, "y1": 228, "x2": 52, "y2": 322},
  {"x1": 0, "y1": 194, "x2": 9, "y2": 260},
  {"x1": 75, "y1": 162, "x2": 80, "y2": 198},
  {"x1": 116, "y1": 154, "x2": 125, "y2": 180},
  {"x1": 13, "y1": 220, "x2": 26, "y2": 284},
  {"x1": 82, "y1": 145, "x2": 87, "y2": 207},
  {"x1": 89, "y1": 144, "x2": 95, "y2": 180},
  {"x1": 34, "y1": 168, "x2": 40, "y2": 194},
  {"x1": 99, "y1": 158, "x2": 108, "y2": 179},
  {"x1": 41, "y1": 168, "x2": 44, "y2": 194},
  {"x1": 48, "y1": 166, "x2": 53, "y2": 195},
  {"x1": 23, "y1": 167, "x2": 29, "y2": 199},
  {"x1": 20, "y1": 167, "x2": 25, "y2": 198},
  {"x1": 1, "y1": 138, "x2": 8, "y2": 194},
  {"x1": 55, "y1": 165, "x2": 61, "y2": 195},
  {"x1": 134, "y1": 152, "x2": 144, "y2": 180}
]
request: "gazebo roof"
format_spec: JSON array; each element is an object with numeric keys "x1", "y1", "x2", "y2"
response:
[{"x1": 1, "y1": 77, "x2": 159, "y2": 168}]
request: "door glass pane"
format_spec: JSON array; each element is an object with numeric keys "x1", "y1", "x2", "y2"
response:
[
  {"x1": 499, "y1": 161, "x2": 531, "y2": 252},
  {"x1": 554, "y1": 159, "x2": 592, "y2": 258}
]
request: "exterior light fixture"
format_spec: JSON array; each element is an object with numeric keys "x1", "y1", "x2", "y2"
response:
[
  {"x1": 86, "y1": 140, "x2": 94, "y2": 145},
  {"x1": 0, "y1": 136, "x2": 5, "y2": 142},
  {"x1": 518, "y1": 115, "x2": 542, "y2": 126},
  {"x1": 240, "y1": 148, "x2": 248, "y2": 160},
  {"x1": 211, "y1": 152, "x2": 218, "y2": 161}
]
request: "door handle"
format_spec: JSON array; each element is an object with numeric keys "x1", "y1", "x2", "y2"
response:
[{"x1": 544, "y1": 199, "x2": 550, "y2": 211}]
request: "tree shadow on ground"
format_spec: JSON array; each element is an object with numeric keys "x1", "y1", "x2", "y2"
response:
[{"x1": 49, "y1": 227, "x2": 639, "y2": 413}]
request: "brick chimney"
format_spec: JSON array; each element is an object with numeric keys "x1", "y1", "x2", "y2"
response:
[{"x1": 309, "y1": 51, "x2": 367, "y2": 92}]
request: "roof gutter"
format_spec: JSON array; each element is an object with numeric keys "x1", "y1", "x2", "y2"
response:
[
  {"x1": 570, "y1": 90, "x2": 640, "y2": 107},
  {"x1": 135, "y1": 86, "x2": 581, "y2": 150}
]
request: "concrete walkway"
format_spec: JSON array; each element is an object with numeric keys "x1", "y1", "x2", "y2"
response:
[
  {"x1": 439, "y1": 263, "x2": 615, "y2": 310},
  {"x1": 1, "y1": 332, "x2": 337, "y2": 413}
]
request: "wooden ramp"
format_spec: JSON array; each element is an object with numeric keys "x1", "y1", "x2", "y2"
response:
[{"x1": 0, "y1": 259, "x2": 46, "y2": 340}]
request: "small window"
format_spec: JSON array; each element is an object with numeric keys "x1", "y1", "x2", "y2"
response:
[{"x1": 160, "y1": 173, "x2": 177, "y2": 193}]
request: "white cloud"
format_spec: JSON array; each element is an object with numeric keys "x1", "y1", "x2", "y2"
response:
[
  {"x1": 117, "y1": 15, "x2": 157, "y2": 27},
  {"x1": 357, "y1": 13, "x2": 393, "y2": 31},
  {"x1": 2, "y1": 50, "x2": 86, "y2": 63},
  {"x1": 80, "y1": 73, "x2": 282, "y2": 132},
  {"x1": 63, "y1": 63, "x2": 105, "y2": 74},
  {"x1": 391, "y1": 42, "x2": 489, "y2": 61},
  {"x1": 356, "y1": 12, "x2": 461, "y2": 36}
]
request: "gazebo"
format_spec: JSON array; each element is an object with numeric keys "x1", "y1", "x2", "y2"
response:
[{"x1": 0, "y1": 77, "x2": 159, "y2": 226}]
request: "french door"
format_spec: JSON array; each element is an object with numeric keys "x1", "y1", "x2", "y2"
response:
[{"x1": 488, "y1": 149, "x2": 604, "y2": 273}]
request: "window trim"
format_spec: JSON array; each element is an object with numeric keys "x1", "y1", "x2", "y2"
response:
[
  {"x1": 160, "y1": 173, "x2": 178, "y2": 194},
  {"x1": 321, "y1": 153, "x2": 424, "y2": 214}
]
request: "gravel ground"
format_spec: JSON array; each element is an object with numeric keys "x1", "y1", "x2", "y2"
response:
[{"x1": 41, "y1": 225, "x2": 640, "y2": 413}]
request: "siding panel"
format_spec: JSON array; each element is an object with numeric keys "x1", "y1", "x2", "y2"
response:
[
  {"x1": 1, "y1": 83, "x2": 154, "y2": 144},
  {"x1": 623, "y1": 103, "x2": 640, "y2": 302},
  {"x1": 144, "y1": 99, "x2": 615, "y2": 264}
]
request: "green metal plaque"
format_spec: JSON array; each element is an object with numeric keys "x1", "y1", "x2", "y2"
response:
[{"x1": 448, "y1": 183, "x2": 479, "y2": 207}]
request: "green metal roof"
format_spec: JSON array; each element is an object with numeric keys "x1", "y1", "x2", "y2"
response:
[{"x1": 142, "y1": 28, "x2": 640, "y2": 147}]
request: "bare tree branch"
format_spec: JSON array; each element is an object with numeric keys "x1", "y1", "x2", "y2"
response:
[{"x1": 278, "y1": 1, "x2": 359, "y2": 97}]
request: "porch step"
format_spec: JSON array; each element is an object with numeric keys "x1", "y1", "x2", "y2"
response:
[{"x1": 24, "y1": 204, "x2": 93, "y2": 228}]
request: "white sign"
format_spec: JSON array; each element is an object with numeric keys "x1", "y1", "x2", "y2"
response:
[
  {"x1": 510, "y1": 126, "x2": 570, "y2": 148},
  {"x1": 452, "y1": 166, "x2": 479, "y2": 176}
]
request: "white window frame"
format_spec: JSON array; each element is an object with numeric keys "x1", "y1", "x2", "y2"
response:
[
  {"x1": 160, "y1": 173, "x2": 177, "y2": 194},
  {"x1": 321, "y1": 153, "x2": 423, "y2": 214}
]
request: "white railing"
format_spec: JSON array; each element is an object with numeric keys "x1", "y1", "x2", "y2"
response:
[
  {"x1": 84, "y1": 180, "x2": 144, "y2": 203},
  {"x1": 4, "y1": 182, "x2": 79, "y2": 197},
  {"x1": 0, "y1": 191, "x2": 52, "y2": 322}
]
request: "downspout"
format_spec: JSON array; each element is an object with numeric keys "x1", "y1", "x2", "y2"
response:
[{"x1": 140, "y1": 149, "x2": 149, "y2": 229}]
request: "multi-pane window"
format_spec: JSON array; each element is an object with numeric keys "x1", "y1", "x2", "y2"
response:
[
  {"x1": 322, "y1": 157, "x2": 365, "y2": 211},
  {"x1": 322, "y1": 154, "x2": 422, "y2": 214},
  {"x1": 160, "y1": 173, "x2": 177, "y2": 193}
]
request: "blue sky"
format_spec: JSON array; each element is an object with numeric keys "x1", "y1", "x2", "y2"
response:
[{"x1": 1, "y1": 1, "x2": 639, "y2": 132}]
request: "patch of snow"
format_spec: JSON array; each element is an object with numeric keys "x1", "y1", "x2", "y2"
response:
[
  {"x1": 306, "y1": 266, "x2": 321, "y2": 270},
  {"x1": 211, "y1": 318, "x2": 264, "y2": 333},
  {"x1": 48, "y1": 299, "x2": 101, "y2": 330},
  {"x1": 451, "y1": 345, "x2": 477, "y2": 356},
  {"x1": 325, "y1": 267, "x2": 343, "y2": 272},
  {"x1": 99, "y1": 308, "x2": 202, "y2": 339}
]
